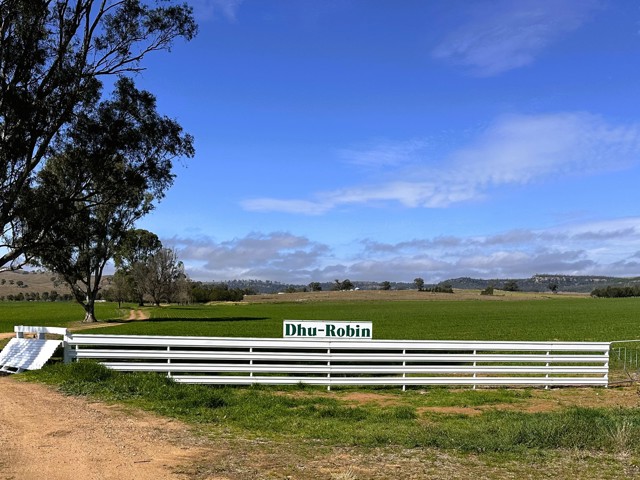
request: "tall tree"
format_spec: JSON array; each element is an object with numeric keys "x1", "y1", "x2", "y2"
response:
[
  {"x1": 114, "y1": 229, "x2": 162, "y2": 270},
  {"x1": 105, "y1": 269, "x2": 133, "y2": 308},
  {"x1": 30, "y1": 78, "x2": 194, "y2": 322},
  {"x1": 114, "y1": 228, "x2": 162, "y2": 305},
  {"x1": 0, "y1": 0, "x2": 196, "y2": 270},
  {"x1": 132, "y1": 247, "x2": 184, "y2": 306}
]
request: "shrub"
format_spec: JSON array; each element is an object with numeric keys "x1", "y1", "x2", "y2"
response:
[{"x1": 481, "y1": 285, "x2": 494, "y2": 296}]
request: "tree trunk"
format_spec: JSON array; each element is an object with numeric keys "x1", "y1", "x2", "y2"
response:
[{"x1": 83, "y1": 300, "x2": 97, "y2": 323}]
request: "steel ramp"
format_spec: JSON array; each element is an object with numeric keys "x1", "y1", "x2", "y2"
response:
[{"x1": 0, "y1": 338, "x2": 62, "y2": 374}]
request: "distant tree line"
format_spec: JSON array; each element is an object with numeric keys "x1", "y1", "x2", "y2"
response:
[
  {"x1": 591, "y1": 286, "x2": 640, "y2": 298},
  {"x1": 333, "y1": 279, "x2": 355, "y2": 291},
  {"x1": 190, "y1": 282, "x2": 255, "y2": 303},
  {"x1": 0, "y1": 290, "x2": 74, "y2": 302},
  {"x1": 423, "y1": 283, "x2": 454, "y2": 294}
]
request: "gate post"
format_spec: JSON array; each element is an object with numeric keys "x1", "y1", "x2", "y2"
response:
[{"x1": 63, "y1": 331, "x2": 71, "y2": 364}]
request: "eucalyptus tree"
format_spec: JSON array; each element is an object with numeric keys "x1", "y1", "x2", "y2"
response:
[
  {"x1": 114, "y1": 228, "x2": 162, "y2": 305},
  {"x1": 0, "y1": 0, "x2": 196, "y2": 269},
  {"x1": 131, "y1": 247, "x2": 185, "y2": 306},
  {"x1": 30, "y1": 78, "x2": 194, "y2": 322}
]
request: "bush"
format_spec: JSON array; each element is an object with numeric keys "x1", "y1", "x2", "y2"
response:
[
  {"x1": 425, "y1": 283, "x2": 454, "y2": 294},
  {"x1": 591, "y1": 285, "x2": 640, "y2": 298}
]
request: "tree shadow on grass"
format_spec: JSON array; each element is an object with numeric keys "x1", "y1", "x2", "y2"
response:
[{"x1": 109, "y1": 316, "x2": 270, "y2": 324}]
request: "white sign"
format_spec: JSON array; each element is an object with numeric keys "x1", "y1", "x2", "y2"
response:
[{"x1": 283, "y1": 320, "x2": 372, "y2": 339}]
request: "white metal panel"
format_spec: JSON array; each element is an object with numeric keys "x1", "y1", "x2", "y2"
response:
[
  {"x1": 69, "y1": 349, "x2": 608, "y2": 364},
  {"x1": 14, "y1": 325, "x2": 68, "y2": 336},
  {"x1": 64, "y1": 332, "x2": 611, "y2": 388},
  {"x1": 0, "y1": 338, "x2": 62, "y2": 372},
  {"x1": 172, "y1": 375, "x2": 608, "y2": 386},
  {"x1": 67, "y1": 334, "x2": 609, "y2": 352},
  {"x1": 101, "y1": 362, "x2": 608, "y2": 375}
]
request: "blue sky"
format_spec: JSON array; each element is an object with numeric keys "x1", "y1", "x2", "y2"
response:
[{"x1": 133, "y1": 0, "x2": 640, "y2": 284}]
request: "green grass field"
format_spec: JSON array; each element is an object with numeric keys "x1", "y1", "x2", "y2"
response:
[
  {"x1": 2, "y1": 296, "x2": 640, "y2": 341},
  {"x1": 79, "y1": 296, "x2": 640, "y2": 342},
  {"x1": 0, "y1": 301, "x2": 125, "y2": 333}
]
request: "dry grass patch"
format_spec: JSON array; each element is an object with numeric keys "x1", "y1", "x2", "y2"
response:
[{"x1": 245, "y1": 289, "x2": 588, "y2": 304}]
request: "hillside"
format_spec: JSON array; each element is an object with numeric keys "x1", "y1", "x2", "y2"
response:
[
  {"x1": 212, "y1": 275, "x2": 640, "y2": 294},
  {"x1": 440, "y1": 274, "x2": 640, "y2": 293},
  {"x1": 0, "y1": 271, "x2": 73, "y2": 300},
  {"x1": 2, "y1": 271, "x2": 640, "y2": 299}
]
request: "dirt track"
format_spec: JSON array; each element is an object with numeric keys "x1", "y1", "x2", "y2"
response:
[
  {"x1": 0, "y1": 376, "x2": 206, "y2": 480},
  {"x1": 3, "y1": 375, "x2": 640, "y2": 479}
]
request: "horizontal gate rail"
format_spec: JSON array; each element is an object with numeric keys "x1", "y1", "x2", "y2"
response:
[{"x1": 65, "y1": 334, "x2": 610, "y2": 388}]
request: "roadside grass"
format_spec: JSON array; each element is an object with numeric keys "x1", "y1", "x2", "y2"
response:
[{"x1": 23, "y1": 362, "x2": 640, "y2": 457}]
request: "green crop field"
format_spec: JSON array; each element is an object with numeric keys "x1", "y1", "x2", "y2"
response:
[
  {"x1": 79, "y1": 296, "x2": 640, "y2": 342},
  {"x1": 0, "y1": 301, "x2": 125, "y2": 334},
  {"x1": 1, "y1": 295, "x2": 640, "y2": 342}
]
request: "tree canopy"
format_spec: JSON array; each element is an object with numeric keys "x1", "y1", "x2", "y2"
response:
[
  {"x1": 0, "y1": 0, "x2": 196, "y2": 269},
  {"x1": 29, "y1": 78, "x2": 194, "y2": 321}
]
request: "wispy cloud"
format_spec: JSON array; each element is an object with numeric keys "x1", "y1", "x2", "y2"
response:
[
  {"x1": 338, "y1": 139, "x2": 429, "y2": 169},
  {"x1": 190, "y1": 0, "x2": 244, "y2": 22},
  {"x1": 243, "y1": 112, "x2": 640, "y2": 214},
  {"x1": 432, "y1": 0, "x2": 599, "y2": 76}
]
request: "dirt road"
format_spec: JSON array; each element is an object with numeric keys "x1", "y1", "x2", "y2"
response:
[
  {"x1": 3, "y1": 374, "x2": 640, "y2": 479},
  {"x1": 0, "y1": 376, "x2": 207, "y2": 480}
]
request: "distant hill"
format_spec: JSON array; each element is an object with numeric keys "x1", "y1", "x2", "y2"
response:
[
  {"x1": 225, "y1": 275, "x2": 640, "y2": 294},
  {"x1": 3, "y1": 271, "x2": 639, "y2": 299},
  {"x1": 0, "y1": 271, "x2": 72, "y2": 300},
  {"x1": 440, "y1": 275, "x2": 640, "y2": 293}
]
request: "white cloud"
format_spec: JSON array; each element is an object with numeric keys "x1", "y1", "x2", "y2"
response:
[
  {"x1": 165, "y1": 232, "x2": 330, "y2": 282},
  {"x1": 189, "y1": 0, "x2": 244, "y2": 22},
  {"x1": 351, "y1": 217, "x2": 640, "y2": 282},
  {"x1": 452, "y1": 113, "x2": 640, "y2": 185},
  {"x1": 338, "y1": 139, "x2": 429, "y2": 169},
  {"x1": 432, "y1": 0, "x2": 599, "y2": 76},
  {"x1": 166, "y1": 217, "x2": 640, "y2": 283},
  {"x1": 243, "y1": 112, "x2": 640, "y2": 214},
  {"x1": 241, "y1": 198, "x2": 331, "y2": 215}
]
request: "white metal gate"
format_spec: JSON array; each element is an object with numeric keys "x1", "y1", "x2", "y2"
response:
[{"x1": 64, "y1": 333, "x2": 610, "y2": 388}]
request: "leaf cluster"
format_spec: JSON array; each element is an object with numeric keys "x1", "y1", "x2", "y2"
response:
[{"x1": 0, "y1": 0, "x2": 196, "y2": 268}]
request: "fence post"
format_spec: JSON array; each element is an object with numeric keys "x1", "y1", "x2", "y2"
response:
[
  {"x1": 605, "y1": 343, "x2": 610, "y2": 388},
  {"x1": 545, "y1": 350, "x2": 550, "y2": 390},
  {"x1": 472, "y1": 349, "x2": 477, "y2": 390},
  {"x1": 327, "y1": 346, "x2": 331, "y2": 391},
  {"x1": 63, "y1": 332, "x2": 71, "y2": 364},
  {"x1": 402, "y1": 349, "x2": 406, "y2": 392},
  {"x1": 167, "y1": 346, "x2": 171, "y2": 378},
  {"x1": 249, "y1": 347, "x2": 253, "y2": 378}
]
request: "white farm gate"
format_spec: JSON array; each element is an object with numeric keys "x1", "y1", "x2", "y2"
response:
[{"x1": 64, "y1": 333, "x2": 610, "y2": 388}]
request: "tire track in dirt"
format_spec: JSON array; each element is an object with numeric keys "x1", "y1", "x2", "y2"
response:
[{"x1": 0, "y1": 376, "x2": 214, "y2": 480}]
